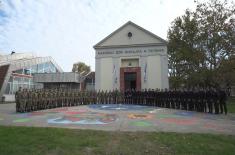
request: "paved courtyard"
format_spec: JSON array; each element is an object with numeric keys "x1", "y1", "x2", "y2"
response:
[{"x1": 0, "y1": 103, "x2": 235, "y2": 135}]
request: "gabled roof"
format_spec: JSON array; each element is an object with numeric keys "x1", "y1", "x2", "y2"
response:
[
  {"x1": 85, "y1": 71, "x2": 95, "y2": 80},
  {"x1": 94, "y1": 21, "x2": 167, "y2": 49}
]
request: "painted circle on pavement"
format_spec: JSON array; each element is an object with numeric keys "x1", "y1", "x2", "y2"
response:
[
  {"x1": 130, "y1": 120, "x2": 153, "y2": 127},
  {"x1": 89, "y1": 104, "x2": 154, "y2": 111},
  {"x1": 128, "y1": 114, "x2": 152, "y2": 119},
  {"x1": 174, "y1": 111, "x2": 195, "y2": 117},
  {"x1": 47, "y1": 112, "x2": 118, "y2": 125},
  {"x1": 13, "y1": 118, "x2": 31, "y2": 123}
]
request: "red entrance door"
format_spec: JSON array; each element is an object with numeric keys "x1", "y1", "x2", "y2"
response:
[{"x1": 120, "y1": 67, "x2": 141, "y2": 92}]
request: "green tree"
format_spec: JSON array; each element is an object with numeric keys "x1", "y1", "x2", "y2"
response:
[
  {"x1": 168, "y1": 0, "x2": 235, "y2": 89},
  {"x1": 72, "y1": 62, "x2": 91, "y2": 74},
  {"x1": 195, "y1": 0, "x2": 235, "y2": 69}
]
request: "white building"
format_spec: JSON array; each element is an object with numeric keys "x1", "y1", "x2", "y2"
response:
[{"x1": 94, "y1": 21, "x2": 169, "y2": 91}]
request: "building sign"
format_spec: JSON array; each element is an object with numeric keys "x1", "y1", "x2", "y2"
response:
[{"x1": 96, "y1": 47, "x2": 166, "y2": 58}]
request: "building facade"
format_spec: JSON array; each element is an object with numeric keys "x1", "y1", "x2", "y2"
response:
[
  {"x1": 94, "y1": 21, "x2": 169, "y2": 91},
  {"x1": 33, "y1": 71, "x2": 95, "y2": 91},
  {"x1": 33, "y1": 72, "x2": 80, "y2": 90},
  {"x1": 83, "y1": 72, "x2": 95, "y2": 91},
  {"x1": 0, "y1": 52, "x2": 63, "y2": 101}
]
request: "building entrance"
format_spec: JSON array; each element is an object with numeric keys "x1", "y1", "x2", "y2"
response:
[
  {"x1": 120, "y1": 67, "x2": 141, "y2": 91},
  {"x1": 124, "y1": 72, "x2": 136, "y2": 90}
]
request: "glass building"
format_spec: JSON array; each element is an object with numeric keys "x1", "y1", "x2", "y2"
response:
[{"x1": 0, "y1": 52, "x2": 63, "y2": 101}]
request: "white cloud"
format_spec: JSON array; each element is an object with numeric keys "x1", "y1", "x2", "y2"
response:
[{"x1": 0, "y1": 0, "x2": 196, "y2": 71}]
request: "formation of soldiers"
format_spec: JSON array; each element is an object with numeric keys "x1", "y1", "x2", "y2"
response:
[{"x1": 15, "y1": 88, "x2": 228, "y2": 114}]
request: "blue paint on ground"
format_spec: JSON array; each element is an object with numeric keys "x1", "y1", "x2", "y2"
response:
[
  {"x1": 48, "y1": 117, "x2": 110, "y2": 125},
  {"x1": 174, "y1": 111, "x2": 195, "y2": 117},
  {"x1": 89, "y1": 104, "x2": 155, "y2": 111}
]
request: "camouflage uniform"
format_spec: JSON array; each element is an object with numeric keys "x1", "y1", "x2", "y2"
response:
[
  {"x1": 15, "y1": 87, "x2": 22, "y2": 112},
  {"x1": 219, "y1": 89, "x2": 227, "y2": 114},
  {"x1": 21, "y1": 89, "x2": 27, "y2": 112}
]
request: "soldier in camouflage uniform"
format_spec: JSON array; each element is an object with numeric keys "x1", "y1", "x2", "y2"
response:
[
  {"x1": 116, "y1": 90, "x2": 121, "y2": 104},
  {"x1": 214, "y1": 88, "x2": 220, "y2": 114},
  {"x1": 162, "y1": 89, "x2": 167, "y2": 108},
  {"x1": 186, "y1": 88, "x2": 192, "y2": 111},
  {"x1": 78, "y1": 90, "x2": 82, "y2": 105},
  {"x1": 103, "y1": 90, "x2": 106, "y2": 104},
  {"x1": 219, "y1": 89, "x2": 227, "y2": 114},
  {"x1": 106, "y1": 90, "x2": 111, "y2": 104},
  {"x1": 37, "y1": 89, "x2": 41, "y2": 110},
  {"x1": 92, "y1": 90, "x2": 96, "y2": 104},
  {"x1": 79, "y1": 91, "x2": 83, "y2": 105},
  {"x1": 120, "y1": 90, "x2": 123, "y2": 104},
  {"x1": 74, "y1": 90, "x2": 78, "y2": 106},
  {"x1": 83, "y1": 91, "x2": 87, "y2": 105},
  {"x1": 165, "y1": 89, "x2": 170, "y2": 108},
  {"x1": 26, "y1": 90, "x2": 31, "y2": 112},
  {"x1": 48, "y1": 90, "x2": 52, "y2": 109},
  {"x1": 110, "y1": 90, "x2": 114, "y2": 104},
  {"x1": 71, "y1": 90, "x2": 75, "y2": 106},
  {"x1": 202, "y1": 88, "x2": 207, "y2": 113},
  {"x1": 31, "y1": 89, "x2": 37, "y2": 111},
  {"x1": 88, "y1": 91, "x2": 92, "y2": 105},
  {"x1": 45, "y1": 90, "x2": 49, "y2": 109},
  {"x1": 193, "y1": 88, "x2": 197, "y2": 111},
  {"x1": 154, "y1": 89, "x2": 159, "y2": 107},
  {"x1": 15, "y1": 87, "x2": 22, "y2": 112},
  {"x1": 57, "y1": 89, "x2": 62, "y2": 107},
  {"x1": 206, "y1": 88, "x2": 212, "y2": 113},
  {"x1": 52, "y1": 89, "x2": 56, "y2": 108},
  {"x1": 86, "y1": 91, "x2": 89, "y2": 105},
  {"x1": 174, "y1": 89, "x2": 179, "y2": 109},
  {"x1": 99, "y1": 90, "x2": 103, "y2": 104},
  {"x1": 67, "y1": 90, "x2": 71, "y2": 107},
  {"x1": 63, "y1": 89, "x2": 67, "y2": 107},
  {"x1": 42, "y1": 89, "x2": 46, "y2": 109},
  {"x1": 96, "y1": 90, "x2": 100, "y2": 104},
  {"x1": 124, "y1": 90, "x2": 128, "y2": 104},
  {"x1": 21, "y1": 89, "x2": 27, "y2": 112},
  {"x1": 47, "y1": 89, "x2": 52, "y2": 109},
  {"x1": 73, "y1": 90, "x2": 76, "y2": 106},
  {"x1": 54, "y1": 89, "x2": 59, "y2": 107}
]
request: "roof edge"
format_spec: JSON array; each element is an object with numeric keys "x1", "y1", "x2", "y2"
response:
[
  {"x1": 94, "y1": 43, "x2": 167, "y2": 49},
  {"x1": 93, "y1": 21, "x2": 167, "y2": 48}
]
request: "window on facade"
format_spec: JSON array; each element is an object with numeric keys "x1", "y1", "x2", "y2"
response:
[
  {"x1": 5, "y1": 61, "x2": 59, "y2": 95},
  {"x1": 121, "y1": 59, "x2": 139, "y2": 67},
  {"x1": 24, "y1": 69, "x2": 30, "y2": 75}
]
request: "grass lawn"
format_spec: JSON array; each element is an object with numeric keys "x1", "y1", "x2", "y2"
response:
[
  {"x1": 0, "y1": 126, "x2": 235, "y2": 155},
  {"x1": 227, "y1": 97, "x2": 235, "y2": 113}
]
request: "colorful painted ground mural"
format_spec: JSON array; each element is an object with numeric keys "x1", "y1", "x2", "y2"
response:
[
  {"x1": 130, "y1": 120, "x2": 153, "y2": 127},
  {"x1": 47, "y1": 113, "x2": 118, "y2": 125},
  {"x1": 128, "y1": 114, "x2": 152, "y2": 119},
  {"x1": 0, "y1": 103, "x2": 235, "y2": 134},
  {"x1": 89, "y1": 104, "x2": 155, "y2": 111}
]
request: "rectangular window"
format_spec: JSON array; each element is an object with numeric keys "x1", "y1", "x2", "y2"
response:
[{"x1": 121, "y1": 58, "x2": 139, "y2": 67}]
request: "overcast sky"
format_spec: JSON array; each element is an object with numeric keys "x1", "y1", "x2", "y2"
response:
[{"x1": 0, "y1": 0, "x2": 198, "y2": 71}]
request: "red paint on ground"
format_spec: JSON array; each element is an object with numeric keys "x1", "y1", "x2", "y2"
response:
[
  {"x1": 30, "y1": 112, "x2": 45, "y2": 116},
  {"x1": 203, "y1": 123, "x2": 226, "y2": 131},
  {"x1": 48, "y1": 108, "x2": 68, "y2": 112},
  {"x1": 64, "y1": 116, "x2": 81, "y2": 122},
  {"x1": 64, "y1": 111, "x2": 86, "y2": 115},
  {"x1": 160, "y1": 118, "x2": 197, "y2": 125}
]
